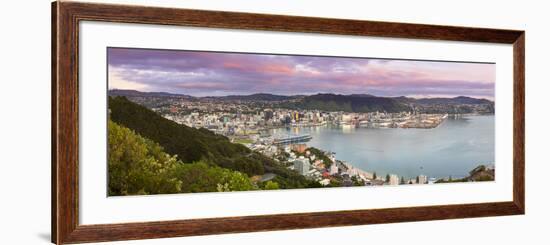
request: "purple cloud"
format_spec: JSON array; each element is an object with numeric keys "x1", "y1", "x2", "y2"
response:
[{"x1": 107, "y1": 47, "x2": 495, "y2": 99}]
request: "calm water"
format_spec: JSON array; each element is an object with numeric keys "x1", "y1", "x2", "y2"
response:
[{"x1": 271, "y1": 116, "x2": 495, "y2": 179}]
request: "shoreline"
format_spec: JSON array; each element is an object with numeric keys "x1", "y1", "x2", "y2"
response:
[{"x1": 264, "y1": 114, "x2": 494, "y2": 184}]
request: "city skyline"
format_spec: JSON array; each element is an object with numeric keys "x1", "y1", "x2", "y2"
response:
[{"x1": 108, "y1": 47, "x2": 495, "y2": 99}]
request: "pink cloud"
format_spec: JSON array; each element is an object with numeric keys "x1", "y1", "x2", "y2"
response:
[{"x1": 108, "y1": 48, "x2": 495, "y2": 98}]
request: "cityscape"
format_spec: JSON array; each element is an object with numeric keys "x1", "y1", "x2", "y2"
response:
[{"x1": 107, "y1": 47, "x2": 495, "y2": 196}]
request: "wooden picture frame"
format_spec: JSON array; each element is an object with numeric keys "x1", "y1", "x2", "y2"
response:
[{"x1": 52, "y1": 1, "x2": 525, "y2": 244}]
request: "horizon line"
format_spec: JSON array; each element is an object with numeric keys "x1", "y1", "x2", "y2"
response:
[{"x1": 107, "y1": 89, "x2": 494, "y2": 101}]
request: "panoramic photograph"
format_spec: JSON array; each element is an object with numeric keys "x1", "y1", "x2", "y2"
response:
[{"x1": 107, "y1": 47, "x2": 495, "y2": 196}]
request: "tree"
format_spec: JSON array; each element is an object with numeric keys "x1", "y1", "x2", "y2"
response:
[
  {"x1": 109, "y1": 96, "x2": 263, "y2": 176},
  {"x1": 264, "y1": 181, "x2": 280, "y2": 190},
  {"x1": 385, "y1": 174, "x2": 390, "y2": 183},
  {"x1": 172, "y1": 162, "x2": 256, "y2": 193},
  {"x1": 400, "y1": 176, "x2": 406, "y2": 185},
  {"x1": 328, "y1": 179, "x2": 342, "y2": 187},
  {"x1": 108, "y1": 120, "x2": 182, "y2": 196},
  {"x1": 351, "y1": 176, "x2": 364, "y2": 186},
  {"x1": 109, "y1": 96, "x2": 320, "y2": 191},
  {"x1": 108, "y1": 120, "x2": 257, "y2": 195},
  {"x1": 416, "y1": 176, "x2": 420, "y2": 184},
  {"x1": 373, "y1": 172, "x2": 377, "y2": 180}
]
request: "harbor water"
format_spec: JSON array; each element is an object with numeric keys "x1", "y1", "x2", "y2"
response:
[{"x1": 271, "y1": 115, "x2": 495, "y2": 179}]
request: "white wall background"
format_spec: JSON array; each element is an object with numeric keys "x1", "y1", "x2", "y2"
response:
[{"x1": 0, "y1": 0, "x2": 547, "y2": 244}]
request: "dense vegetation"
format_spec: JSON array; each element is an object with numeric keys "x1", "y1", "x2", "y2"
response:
[
  {"x1": 109, "y1": 89, "x2": 194, "y2": 99},
  {"x1": 108, "y1": 120, "x2": 256, "y2": 195},
  {"x1": 110, "y1": 96, "x2": 263, "y2": 176},
  {"x1": 413, "y1": 96, "x2": 493, "y2": 105},
  {"x1": 109, "y1": 96, "x2": 318, "y2": 193},
  {"x1": 206, "y1": 93, "x2": 296, "y2": 102},
  {"x1": 435, "y1": 165, "x2": 494, "y2": 183},
  {"x1": 283, "y1": 93, "x2": 411, "y2": 113},
  {"x1": 278, "y1": 93, "x2": 494, "y2": 114}
]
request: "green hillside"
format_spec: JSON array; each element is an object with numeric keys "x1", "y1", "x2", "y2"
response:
[
  {"x1": 109, "y1": 96, "x2": 317, "y2": 189},
  {"x1": 284, "y1": 93, "x2": 411, "y2": 113},
  {"x1": 109, "y1": 96, "x2": 264, "y2": 175},
  {"x1": 108, "y1": 120, "x2": 256, "y2": 195}
]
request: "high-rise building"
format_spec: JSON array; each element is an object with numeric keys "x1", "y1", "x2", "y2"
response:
[
  {"x1": 294, "y1": 156, "x2": 310, "y2": 176},
  {"x1": 293, "y1": 111, "x2": 300, "y2": 121},
  {"x1": 264, "y1": 109, "x2": 273, "y2": 121},
  {"x1": 329, "y1": 162, "x2": 339, "y2": 175},
  {"x1": 341, "y1": 114, "x2": 352, "y2": 123},
  {"x1": 389, "y1": 174, "x2": 400, "y2": 185},
  {"x1": 418, "y1": 175, "x2": 428, "y2": 184}
]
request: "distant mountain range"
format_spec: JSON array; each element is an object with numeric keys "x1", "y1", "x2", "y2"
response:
[
  {"x1": 283, "y1": 93, "x2": 411, "y2": 113},
  {"x1": 109, "y1": 89, "x2": 493, "y2": 113},
  {"x1": 108, "y1": 89, "x2": 195, "y2": 99},
  {"x1": 204, "y1": 93, "x2": 301, "y2": 102},
  {"x1": 109, "y1": 90, "x2": 298, "y2": 101},
  {"x1": 394, "y1": 96, "x2": 493, "y2": 105}
]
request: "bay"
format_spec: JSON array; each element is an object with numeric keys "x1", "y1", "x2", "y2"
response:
[{"x1": 271, "y1": 115, "x2": 495, "y2": 179}]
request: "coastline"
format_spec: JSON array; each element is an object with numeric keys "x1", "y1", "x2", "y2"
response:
[{"x1": 265, "y1": 114, "x2": 494, "y2": 184}]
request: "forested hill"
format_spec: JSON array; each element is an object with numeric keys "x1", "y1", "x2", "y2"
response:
[
  {"x1": 109, "y1": 96, "x2": 318, "y2": 189},
  {"x1": 283, "y1": 93, "x2": 411, "y2": 113},
  {"x1": 394, "y1": 95, "x2": 493, "y2": 105},
  {"x1": 205, "y1": 93, "x2": 299, "y2": 102},
  {"x1": 281, "y1": 94, "x2": 493, "y2": 113},
  {"x1": 109, "y1": 89, "x2": 194, "y2": 99},
  {"x1": 109, "y1": 96, "x2": 262, "y2": 175}
]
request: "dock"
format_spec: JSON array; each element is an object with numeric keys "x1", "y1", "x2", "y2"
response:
[{"x1": 273, "y1": 134, "x2": 313, "y2": 145}]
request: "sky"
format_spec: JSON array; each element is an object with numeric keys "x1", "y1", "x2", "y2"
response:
[{"x1": 108, "y1": 47, "x2": 495, "y2": 99}]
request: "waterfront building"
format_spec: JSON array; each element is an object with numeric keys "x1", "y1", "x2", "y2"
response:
[
  {"x1": 291, "y1": 144, "x2": 307, "y2": 153},
  {"x1": 294, "y1": 156, "x2": 310, "y2": 175},
  {"x1": 341, "y1": 114, "x2": 352, "y2": 123},
  {"x1": 264, "y1": 109, "x2": 273, "y2": 121},
  {"x1": 418, "y1": 175, "x2": 428, "y2": 184},
  {"x1": 293, "y1": 111, "x2": 300, "y2": 121},
  {"x1": 329, "y1": 162, "x2": 339, "y2": 175},
  {"x1": 389, "y1": 174, "x2": 400, "y2": 185}
]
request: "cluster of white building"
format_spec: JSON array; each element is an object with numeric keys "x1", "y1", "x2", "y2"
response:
[
  {"x1": 159, "y1": 101, "x2": 440, "y2": 187},
  {"x1": 287, "y1": 148, "x2": 433, "y2": 187},
  {"x1": 160, "y1": 100, "x2": 449, "y2": 138}
]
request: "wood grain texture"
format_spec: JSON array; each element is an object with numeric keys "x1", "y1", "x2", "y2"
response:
[
  {"x1": 513, "y1": 33, "x2": 525, "y2": 213},
  {"x1": 64, "y1": 202, "x2": 521, "y2": 244},
  {"x1": 63, "y1": 1, "x2": 523, "y2": 43},
  {"x1": 51, "y1": 2, "x2": 58, "y2": 243},
  {"x1": 52, "y1": 1, "x2": 525, "y2": 244},
  {"x1": 53, "y1": 1, "x2": 80, "y2": 244}
]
